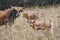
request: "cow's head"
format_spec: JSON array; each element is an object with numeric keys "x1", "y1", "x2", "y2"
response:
[
  {"x1": 11, "y1": 6, "x2": 23, "y2": 17},
  {"x1": 8, "y1": 6, "x2": 23, "y2": 21}
]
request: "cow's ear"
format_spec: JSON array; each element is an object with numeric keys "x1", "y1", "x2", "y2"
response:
[
  {"x1": 11, "y1": 6, "x2": 15, "y2": 9},
  {"x1": 10, "y1": 5, "x2": 13, "y2": 8}
]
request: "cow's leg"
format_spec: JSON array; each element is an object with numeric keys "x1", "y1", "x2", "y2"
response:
[
  {"x1": 8, "y1": 19, "x2": 13, "y2": 26},
  {"x1": 3, "y1": 18, "x2": 9, "y2": 29},
  {"x1": 5, "y1": 18, "x2": 13, "y2": 29}
]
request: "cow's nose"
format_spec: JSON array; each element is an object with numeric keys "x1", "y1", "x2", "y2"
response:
[{"x1": 16, "y1": 13, "x2": 20, "y2": 17}]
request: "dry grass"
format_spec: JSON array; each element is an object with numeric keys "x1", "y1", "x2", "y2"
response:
[{"x1": 0, "y1": 5, "x2": 60, "y2": 40}]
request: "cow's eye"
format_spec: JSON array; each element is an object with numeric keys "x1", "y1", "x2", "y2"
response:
[{"x1": 19, "y1": 11, "x2": 20, "y2": 13}]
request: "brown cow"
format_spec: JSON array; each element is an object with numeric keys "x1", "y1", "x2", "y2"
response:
[{"x1": 0, "y1": 6, "x2": 23, "y2": 27}]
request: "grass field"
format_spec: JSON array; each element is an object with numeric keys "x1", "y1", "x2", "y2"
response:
[{"x1": 0, "y1": 5, "x2": 60, "y2": 40}]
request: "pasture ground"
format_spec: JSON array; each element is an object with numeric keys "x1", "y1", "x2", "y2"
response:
[{"x1": 0, "y1": 5, "x2": 60, "y2": 40}]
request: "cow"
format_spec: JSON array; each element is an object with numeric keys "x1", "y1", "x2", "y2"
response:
[{"x1": 0, "y1": 6, "x2": 23, "y2": 27}]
